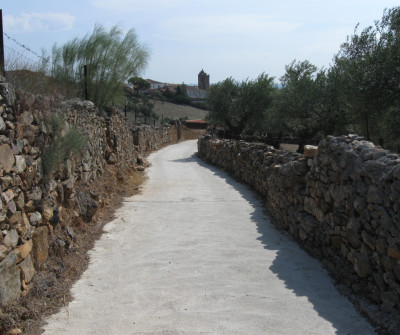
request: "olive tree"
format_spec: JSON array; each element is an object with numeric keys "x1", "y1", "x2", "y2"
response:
[
  {"x1": 128, "y1": 76, "x2": 150, "y2": 96},
  {"x1": 333, "y1": 6, "x2": 400, "y2": 146},
  {"x1": 206, "y1": 73, "x2": 275, "y2": 135}
]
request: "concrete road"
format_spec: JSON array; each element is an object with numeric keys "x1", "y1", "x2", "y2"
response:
[{"x1": 43, "y1": 140, "x2": 375, "y2": 335}]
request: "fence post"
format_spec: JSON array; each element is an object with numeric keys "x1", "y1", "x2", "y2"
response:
[
  {"x1": 84, "y1": 64, "x2": 88, "y2": 100},
  {"x1": 0, "y1": 10, "x2": 5, "y2": 77}
]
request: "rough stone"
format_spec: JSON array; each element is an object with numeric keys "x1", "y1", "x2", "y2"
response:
[
  {"x1": 32, "y1": 226, "x2": 48, "y2": 269},
  {"x1": 18, "y1": 213, "x2": 31, "y2": 240},
  {"x1": 0, "y1": 253, "x2": 21, "y2": 306},
  {"x1": 0, "y1": 144, "x2": 15, "y2": 173},
  {"x1": 108, "y1": 153, "x2": 117, "y2": 164},
  {"x1": 20, "y1": 111, "x2": 34, "y2": 126},
  {"x1": 8, "y1": 211, "x2": 22, "y2": 227},
  {"x1": 27, "y1": 186, "x2": 42, "y2": 201},
  {"x1": 28, "y1": 211, "x2": 42, "y2": 226},
  {"x1": 354, "y1": 253, "x2": 372, "y2": 278},
  {"x1": 1, "y1": 175, "x2": 13, "y2": 190},
  {"x1": 367, "y1": 185, "x2": 385, "y2": 205},
  {"x1": 16, "y1": 193, "x2": 24, "y2": 211},
  {"x1": 14, "y1": 155, "x2": 26, "y2": 173},
  {"x1": 388, "y1": 246, "x2": 400, "y2": 260},
  {"x1": 66, "y1": 226, "x2": 75, "y2": 241},
  {"x1": 18, "y1": 254, "x2": 35, "y2": 284},
  {"x1": 0, "y1": 244, "x2": 7, "y2": 261},
  {"x1": 24, "y1": 200, "x2": 35, "y2": 213},
  {"x1": 42, "y1": 202, "x2": 54, "y2": 222},
  {"x1": 14, "y1": 240, "x2": 33, "y2": 263},
  {"x1": 346, "y1": 230, "x2": 362, "y2": 249},
  {"x1": 304, "y1": 145, "x2": 318, "y2": 158},
  {"x1": 0, "y1": 83, "x2": 16, "y2": 106},
  {"x1": 2, "y1": 189, "x2": 15, "y2": 204},
  {"x1": 2, "y1": 230, "x2": 19, "y2": 248},
  {"x1": 0, "y1": 116, "x2": 6, "y2": 132},
  {"x1": 75, "y1": 190, "x2": 98, "y2": 221}
]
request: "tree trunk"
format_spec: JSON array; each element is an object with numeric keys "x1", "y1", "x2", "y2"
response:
[
  {"x1": 297, "y1": 140, "x2": 305, "y2": 154},
  {"x1": 365, "y1": 111, "x2": 370, "y2": 141}
]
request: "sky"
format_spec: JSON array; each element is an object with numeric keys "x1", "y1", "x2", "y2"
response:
[{"x1": 2, "y1": 0, "x2": 399, "y2": 85}]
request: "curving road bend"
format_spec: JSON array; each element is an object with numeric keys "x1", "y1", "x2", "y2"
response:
[{"x1": 43, "y1": 140, "x2": 375, "y2": 335}]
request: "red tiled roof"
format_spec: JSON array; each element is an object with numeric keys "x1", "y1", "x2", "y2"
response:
[
  {"x1": 184, "y1": 120, "x2": 207, "y2": 124},
  {"x1": 146, "y1": 79, "x2": 164, "y2": 84}
]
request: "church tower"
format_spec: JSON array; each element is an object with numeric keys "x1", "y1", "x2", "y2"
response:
[{"x1": 198, "y1": 69, "x2": 210, "y2": 90}]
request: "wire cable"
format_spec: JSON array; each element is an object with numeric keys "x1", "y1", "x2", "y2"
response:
[
  {"x1": 4, "y1": 45, "x2": 37, "y2": 64},
  {"x1": 3, "y1": 32, "x2": 47, "y2": 61}
]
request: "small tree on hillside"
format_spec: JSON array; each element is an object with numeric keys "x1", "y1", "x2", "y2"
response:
[
  {"x1": 174, "y1": 84, "x2": 191, "y2": 104},
  {"x1": 128, "y1": 76, "x2": 150, "y2": 96}
]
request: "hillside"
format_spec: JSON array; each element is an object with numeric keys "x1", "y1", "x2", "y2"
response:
[
  {"x1": 153, "y1": 101, "x2": 208, "y2": 121},
  {"x1": 124, "y1": 100, "x2": 208, "y2": 124}
]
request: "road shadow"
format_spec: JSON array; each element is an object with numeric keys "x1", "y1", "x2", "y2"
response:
[{"x1": 170, "y1": 152, "x2": 374, "y2": 335}]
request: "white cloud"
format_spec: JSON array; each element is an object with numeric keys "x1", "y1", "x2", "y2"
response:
[
  {"x1": 158, "y1": 14, "x2": 300, "y2": 42},
  {"x1": 4, "y1": 13, "x2": 75, "y2": 33},
  {"x1": 90, "y1": 0, "x2": 184, "y2": 11}
]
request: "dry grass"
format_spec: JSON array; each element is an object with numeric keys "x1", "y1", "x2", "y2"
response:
[
  {"x1": 153, "y1": 101, "x2": 208, "y2": 120},
  {"x1": 124, "y1": 101, "x2": 208, "y2": 124},
  {"x1": 280, "y1": 143, "x2": 299, "y2": 152}
]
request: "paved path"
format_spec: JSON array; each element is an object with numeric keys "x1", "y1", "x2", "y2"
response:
[{"x1": 44, "y1": 140, "x2": 375, "y2": 335}]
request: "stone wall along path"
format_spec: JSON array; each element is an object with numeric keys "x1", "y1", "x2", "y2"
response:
[{"x1": 43, "y1": 140, "x2": 375, "y2": 335}]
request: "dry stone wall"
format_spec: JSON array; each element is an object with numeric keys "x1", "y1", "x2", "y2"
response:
[
  {"x1": 132, "y1": 124, "x2": 175, "y2": 154},
  {"x1": 131, "y1": 122, "x2": 204, "y2": 155},
  {"x1": 198, "y1": 134, "x2": 400, "y2": 316},
  {"x1": 0, "y1": 76, "x2": 198, "y2": 307}
]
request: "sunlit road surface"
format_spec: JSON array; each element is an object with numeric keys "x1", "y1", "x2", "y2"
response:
[{"x1": 44, "y1": 140, "x2": 375, "y2": 335}]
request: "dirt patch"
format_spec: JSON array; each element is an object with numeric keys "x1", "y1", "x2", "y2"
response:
[
  {"x1": 280, "y1": 143, "x2": 299, "y2": 152},
  {"x1": 0, "y1": 165, "x2": 147, "y2": 335}
]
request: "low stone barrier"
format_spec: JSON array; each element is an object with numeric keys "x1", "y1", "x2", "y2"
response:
[
  {"x1": 0, "y1": 77, "x2": 203, "y2": 308},
  {"x1": 198, "y1": 133, "x2": 400, "y2": 316}
]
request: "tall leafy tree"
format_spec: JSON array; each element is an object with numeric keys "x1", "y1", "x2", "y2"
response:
[
  {"x1": 333, "y1": 7, "x2": 400, "y2": 146},
  {"x1": 206, "y1": 74, "x2": 275, "y2": 135},
  {"x1": 374, "y1": 7, "x2": 400, "y2": 146},
  {"x1": 279, "y1": 60, "x2": 320, "y2": 140},
  {"x1": 333, "y1": 25, "x2": 379, "y2": 141},
  {"x1": 51, "y1": 24, "x2": 150, "y2": 110},
  {"x1": 279, "y1": 60, "x2": 349, "y2": 151}
]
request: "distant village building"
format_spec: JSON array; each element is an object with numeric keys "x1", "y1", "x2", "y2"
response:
[
  {"x1": 146, "y1": 70, "x2": 210, "y2": 99},
  {"x1": 186, "y1": 86, "x2": 207, "y2": 99},
  {"x1": 198, "y1": 69, "x2": 210, "y2": 90},
  {"x1": 146, "y1": 79, "x2": 166, "y2": 90}
]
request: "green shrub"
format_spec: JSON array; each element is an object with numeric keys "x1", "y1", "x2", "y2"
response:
[{"x1": 42, "y1": 114, "x2": 88, "y2": 178}]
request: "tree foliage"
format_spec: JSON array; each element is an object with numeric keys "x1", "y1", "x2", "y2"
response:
[
  {"x1": 128, "y1": 76, "x2": 150, "y2": 96},
  {"x1": 279, "y1": 60, "x2": 348, "y2": 141},
  {"x1": 206, "y1": 74, "x2": 275, "y2": 135},
  {"x1": 333, "y1": 6, "x2": 400, "y2": 146},
  {"x1": 51, "y1": 24, "x2": 150, "y2": 110},
  {"x1": 207, "y1": 7, "x2": 400, "y2": 151},
  {"x1": 174, "y1": 84, "x2": 192, "y2": 104}
]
